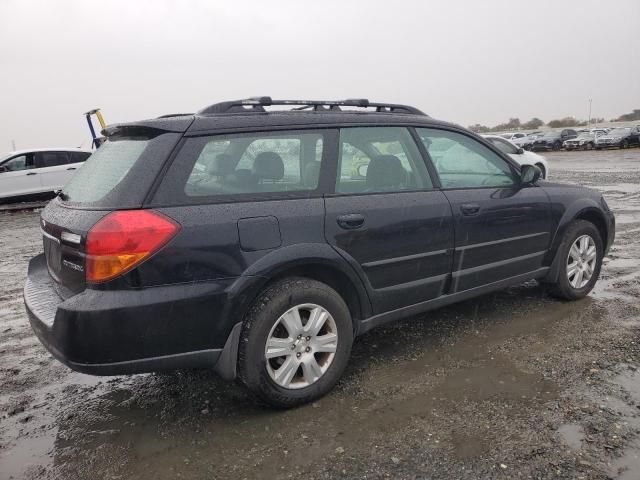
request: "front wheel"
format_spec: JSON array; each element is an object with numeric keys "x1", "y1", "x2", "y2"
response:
[
  {"x1": 238, "y1": 278, "x2": 353, "y2": 408},
  {"x1": 547, "y1": 220, "x2": 603, "y2": 300},
  {"x1": 620, "y1": 140, "x2": 629, "y2": 149},
  {"x1": 553, "y1": 141, "x2": 562, "y2": 151},
  {"x1": 585, "y1": 142, "x2": 593, "y2": 150}
]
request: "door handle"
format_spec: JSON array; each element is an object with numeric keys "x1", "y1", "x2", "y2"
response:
[
  {"x1": 460, "y1": 203, "x2": 480, "y2": 215},
  {"x1": 26, "y1": 172, "x2": 38, "y2": 176},
  {"x1": 336, "y1": 213, "x2": 365, "y2": 230},
  {"x1": 67, "y1": 167, "x2": 76, "y2": 171}
]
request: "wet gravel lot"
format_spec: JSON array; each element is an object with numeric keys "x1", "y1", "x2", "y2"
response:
[{"x1": 1, "y1": 149, "x2": 640, "y2": 480}]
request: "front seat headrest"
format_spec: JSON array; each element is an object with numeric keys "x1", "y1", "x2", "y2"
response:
[
  {"x1": 206, "y1": 153, "x2": 235, "y2": 176},
  {"x1": 252, "y1": 152, "x2": 284, "y2": 180},
  {"x1": 366, "y1": 155, "x2": 406, "y2": 190}
]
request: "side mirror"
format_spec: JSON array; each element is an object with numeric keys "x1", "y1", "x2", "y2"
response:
[
  {"x1": 516, "y1": 147, "x2": 524, "y2": 154},
  {"x1": 0, "y1": 166, "x2": 7, "y2": 173},
  {"x1": 520, "y1": 164, "x2": 541, "y2": 185}
]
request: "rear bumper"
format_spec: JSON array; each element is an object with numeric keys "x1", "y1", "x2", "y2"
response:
[{"x1": 24, "y1": 254, "x2": 241, "y2": 376}]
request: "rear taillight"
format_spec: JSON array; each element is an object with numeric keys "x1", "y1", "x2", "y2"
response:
[{"x1": 86, "y1": 210, "x2": 180, "y2": 283}]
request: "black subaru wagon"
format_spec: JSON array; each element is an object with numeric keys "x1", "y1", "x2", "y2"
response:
[{"x1": 25, "y1": 98, "x2": 615, "y2": 407}]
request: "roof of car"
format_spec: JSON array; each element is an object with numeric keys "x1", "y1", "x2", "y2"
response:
[{"x1": 101, "y1": 98, "x2": 464, "y2": 137}]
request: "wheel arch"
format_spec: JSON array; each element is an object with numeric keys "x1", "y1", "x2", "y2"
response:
[
  {"x1": 214, "y1": 244, "x2": 372, "y2": 380},
  {"x1": 543, "y1": 203, "x2": 609, "y2": 283}
]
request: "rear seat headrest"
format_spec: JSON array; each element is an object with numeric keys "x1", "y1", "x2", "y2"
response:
[
  {"x1": 206, "y1": 154, "x2": 235, "y2": 176},
  {"x1": 252, "y1": 152, "x2": 284, "y2": 180}
]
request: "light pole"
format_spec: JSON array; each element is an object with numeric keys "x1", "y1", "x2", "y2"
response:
[{"x1": 588, "y1": 98, "x2": 592, "y2": 128}]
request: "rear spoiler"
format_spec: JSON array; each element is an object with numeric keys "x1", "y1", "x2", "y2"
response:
[{"x1": 102, "y1": 116, "x2": 195, "y2": 138}]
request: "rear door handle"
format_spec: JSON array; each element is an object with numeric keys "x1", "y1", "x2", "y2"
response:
[
  {"x1": 460, "y1": 203, "x2": 480, "y2": 216},
  {"x1": 26, "y1": 172, "x2": 38, "y2": 176},
  {"x1": 336, "y1": 213, "x2": 365, "y2": 230},
  {"x1": 67, "y1": 167, "x2": 76, "y2": 171}
]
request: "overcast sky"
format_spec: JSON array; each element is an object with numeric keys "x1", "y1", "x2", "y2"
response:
[{"x1": 1, "y1": 0, "x2": 639, "y2": 150}]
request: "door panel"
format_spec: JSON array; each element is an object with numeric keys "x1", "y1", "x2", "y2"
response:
[
  {"x1": 444, "y1": 187, "x2": 551, "y2": 292},
  {"x1": 415, "y1": 127, "x2": 552, "y2": 293},
  {"x1": 325, "y1": 191, "x2": 454, "y2": 314},
  {"x1": 35, "y1": 151, "x2": 74, "y2": 192}
]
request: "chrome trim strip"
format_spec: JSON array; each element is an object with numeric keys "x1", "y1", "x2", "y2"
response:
[
  {"x1": 60, "y1": 231, "x2": 81, "y2": 245},
  {"x1": 41, "y1": 229, "x2": 60, "y2": 244}
]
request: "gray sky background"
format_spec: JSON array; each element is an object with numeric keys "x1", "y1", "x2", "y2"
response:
[{"x1": 1, "y1": 0, "x2": 639, "y2": 150}]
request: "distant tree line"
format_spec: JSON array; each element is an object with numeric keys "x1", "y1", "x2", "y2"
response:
[{"x1": 468, "y1": 109, "x2": 638, "y2": 133}]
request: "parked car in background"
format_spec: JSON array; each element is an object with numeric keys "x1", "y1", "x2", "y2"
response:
[
  {"x1": 532, "y1": 129, "x2": 578, "y2": 151},
  {"x1": 563, "y1": 132, "x2": 600, "y2": 150},
  {"x1": 0, "y1": 148, "x2": 92, "y2": 201},
  {"x1": 514, "y1": 132, "x2": 543, "y2": 150},
  {"x1": 24, "y1": 97, "x2": 614, "y2": 408},
  {"x1": 590, "y1": 128, "x2": 609, "y2": 136},
  {"x1": 482, "y1": 134, "x2": 550, "y2": 178},
  {"x1": 595, "y1": 127, "x2": 640, "y2": 149},
  {"x1": 500, "y1": 132, "x2": 527, "y2": 141}
]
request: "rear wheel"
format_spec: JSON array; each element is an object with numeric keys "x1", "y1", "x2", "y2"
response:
[
  {"x1": 553, "y1": 141, "x2": 562, "y2": 151},
  {"x1": 238, "y1": 278, "x2": 353, "y2": 408},
  {"x1": 547, "y1": 220, "x2": 603, "y2": 300},
  {"x1": 621, "y1": 140, "x2": 629, "y2": 149},
  {"x1": 585, "y1": 142, "x2": 593, "y2": 150}
]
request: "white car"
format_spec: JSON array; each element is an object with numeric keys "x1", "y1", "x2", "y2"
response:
[
  {"x1": 0, "y1": 148, "x2": 92, "y2": 200},
  {"x1": 500, "y1": 132, "x2": 528, "y2": 141},
  {"x1": 482, "y1": 135, "x2": 550, "y2": 179}
]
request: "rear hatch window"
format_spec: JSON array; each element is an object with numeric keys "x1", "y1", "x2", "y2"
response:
[{"x1": 62, "y1": 136, "x2": 150, "y2": 203}]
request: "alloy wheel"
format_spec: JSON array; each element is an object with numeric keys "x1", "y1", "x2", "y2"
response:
[
  {"x1": 566, "y1": 235, "x2": 597, "y2": 289},
  {"x1": 264, "y1": 304, "x2": 338, "y2": 389}
]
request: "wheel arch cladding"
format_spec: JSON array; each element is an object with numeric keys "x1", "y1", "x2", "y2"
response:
[{"x1": 544, "y1": 202, "x2": 608, "y2": 283}]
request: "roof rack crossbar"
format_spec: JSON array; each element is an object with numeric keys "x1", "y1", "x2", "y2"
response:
[{"x1": 198, "y1": 97, "x2": 426, "y2": 116}]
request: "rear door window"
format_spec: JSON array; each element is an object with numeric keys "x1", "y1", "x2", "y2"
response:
[
  {"x1": 336, "y1": 127, "x2": 432, "y2": 194},
  {"x1": 35, "y1": 151, "x2": 70, "y2": 168},
  {"x1": 70, "y1": 151, "x2": 91, "y2": 163},
  {"x1": 183, "y1": 131, "x2": 325, "y2": 197}
]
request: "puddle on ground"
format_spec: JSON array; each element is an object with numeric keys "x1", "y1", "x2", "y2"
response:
[
  {"x1": 557, "y1": 423, "x2": 584, "y2": 450},
  {"x1": 613, "y1": 440, "x2": 640, "y2": 480},
  {"x1": 612, "y1": 369, "x2": 640, "y2": 403}
]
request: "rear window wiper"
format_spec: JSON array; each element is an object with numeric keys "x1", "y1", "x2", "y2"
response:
[{"x1": 55, "y1": 190, "x2": 69, "y2": 201}]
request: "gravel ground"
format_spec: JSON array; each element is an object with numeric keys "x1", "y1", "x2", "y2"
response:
[{"x1": 1, "y1": 148, "x2": 640, "y2": 480}]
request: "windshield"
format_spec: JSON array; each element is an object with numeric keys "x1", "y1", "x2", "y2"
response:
[
  {"x1": 608, "y1": 128, "x2": 631, "y2": 136},
  {"x1": 577, "y1": 133, "x2": 594, "y2": 139},
  {"x1": 62, "y1": 137, "x2": 150, "y2": 203},
  {"x1": 542, "y1": 131, "x2": 560, "y2": 138}
]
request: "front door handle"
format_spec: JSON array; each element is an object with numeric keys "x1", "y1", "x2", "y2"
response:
[
  {"x1": 460, "y1": 203, "x2": 480, "y2": 216},
  {"x1": 26, "y1": 172, "x2": 38, "y2": 176},
  {"x1": 336, "y1": 213, "x2": 365, "y2": 230},
  {"x1": 67, "y1": 167, "x2": 76, "y2": 171}
]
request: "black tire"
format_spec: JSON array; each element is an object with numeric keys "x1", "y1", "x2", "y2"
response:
[
  {"x1": 547, "y1": 220, "x2": 603, "y2": 301},
  {"x1": 238, "y1": 277, "x2": 353, "y2": 408},
  {"x1": 553, "y1": 141, "x2": 561, "y2": 151},
  {"x1": 585, "y1": 142, "x2": 593, "y2": 150},
  {"x1": 620, "y1": 140, "x2": 629, "y2": 149}
]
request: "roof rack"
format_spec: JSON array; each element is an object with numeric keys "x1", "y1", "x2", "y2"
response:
[{"x1": 197, "y1": 97, "x2": 426, "y2": 116}]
